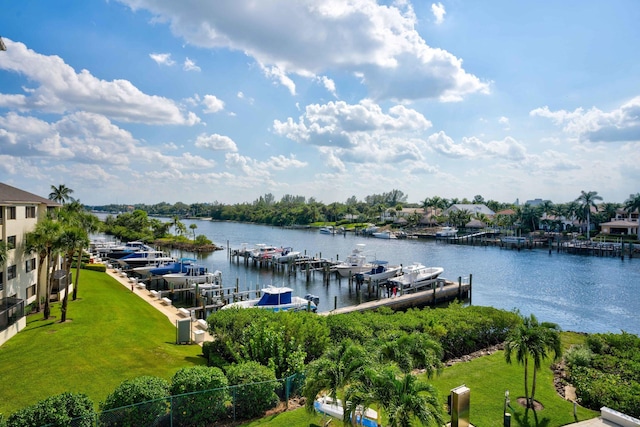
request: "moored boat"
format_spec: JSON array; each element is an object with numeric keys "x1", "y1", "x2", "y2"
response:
[
  {"x1": 163, "y1": 265, "x2": 222, "y2": 287},
  {"x1": 388, "y1": 263, "x2": 444, "y2": 288},
  {"x1": 334, "y1": 244, "x2": 373, "y2": 277},
  {"x1": 355, "y1": 260, "x2": 402, "y2": 283},
  {"x1": 135, "y1": 258, "x2": 197, "y2": 277},
  {"x1": 273, "y1": 247, "x2": 300, "y2": 263},
  {"x1": 319, "y1": 226, "x2": 337, "y2": 235},
  {"x1": 372, "y1": 230, "x2": 397, "y2": 239},
  {"x1": 435, "y1": 226, "x2": 458, "y2": 237},
  {"x1": 116, "y1": 250, "x2": 175, "y2": 268},
  {"x1": 221, "y1": 286, "x2": 317, "y2": 312}
]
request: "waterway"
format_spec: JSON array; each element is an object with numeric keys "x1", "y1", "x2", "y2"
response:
[{"x1": 99, "y1": 217, "x2": 640, "y2": 335}]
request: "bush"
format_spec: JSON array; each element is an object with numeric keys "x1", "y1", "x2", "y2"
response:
[
  {"x1": 6, "y1": 392, "x2": 94, "y2": 427},
  {"x1": 100, "y1": 376, "x2": 170, "y2": 427},
  {"x1": 170, "y1": 366, "x2": 229, "y2": 426},
  {"x1": 225, "y1": 362, "x2": 279, "y2": 419},
  {"x1": 83, "y1": 263, "x2": 107, "y2": 272},
  {"x1": 564, "y1": 345, "x2": 593, "y2": 368}
]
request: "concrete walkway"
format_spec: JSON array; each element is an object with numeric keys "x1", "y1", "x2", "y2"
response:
[{"x1": 106, "y1": 267, "x2": 213, "y2": 345}]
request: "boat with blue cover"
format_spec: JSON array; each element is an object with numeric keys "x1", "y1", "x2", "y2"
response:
[{"x1": 221, "y1": 286, "x2": 317, "y2": 312}]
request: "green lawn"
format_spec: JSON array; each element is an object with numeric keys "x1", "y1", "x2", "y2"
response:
[
  {"x1": 429, "y1": 350, "x2": 598, "y2": 427},
  {"x1": 0, "y1": 270, "x2": 205, "y2": 415}
]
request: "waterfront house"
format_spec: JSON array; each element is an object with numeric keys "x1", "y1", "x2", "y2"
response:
[
  {"x1": 599, "y1": 208, "x2": 639, "y2": 237},
  {"x1": 443, "y1": 204, "x2": 495, "y2": 217},
  {"x1": 1, "y1": 183, "x2": 60, "y2": 345}
]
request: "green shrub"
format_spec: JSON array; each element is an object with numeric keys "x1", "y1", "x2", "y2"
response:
[
  {"x1": 100, "y1": 376, "x2": 170, "y2": 427},
  {"x1": 170, "y1": 366, "x2": 229, "y2": 426},
  {"x1": 83, "y1": 263, "x2": 107, "y2": 272},
  {"x1": 564, "y1": 345, "x2": 593, "y2": 368},
  {"x1": 6, "y1": 392, "x2": 94, "y2": 427},
  {"x1": 225, "y1": 361, "x2": 279, "y2": 419}
]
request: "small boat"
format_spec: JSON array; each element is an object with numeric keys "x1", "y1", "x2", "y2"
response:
[
  {"x1": 116, "y1": 250, "x2": 175, "y2": 268},
  {"x1": 435, "y1": 226, "x2": 458, "y2": 238},
  {"x1": 334, "y1": 244, "x2": 373, "y2": 277},
  {"x1": 355, "y1": 260, "x2": 402, "y2": 283},
  {"x1": 163, "y1": 265, "x2": 222, "y2": 287},
  {"x1": 135, "y1": 258, "x2": 197, "y2": 277},
  {"x1": 100, "y1": 241, "x2": 154, "y2": 259},
  {"x1": 249, "y1": 244, "x2": 282, "y2": 260},
  {"x1": 314, "y1": 396, "x2": 378, "y2": 427},
  {"x1": 273, "y1": 247, "x2": 300, "y2": 263},
  {"x1": 388, "y1": 263, "x2": 444, "y2": 288},
  {"x1": 319, "y1": 226, "x2": 337, "y2": 235},
  {"x1": 221, "y1": 286, "x2": 317, "y2": 312},
  {"x1": 372, "y1": 230, "x2": 397, "y2": 239}
]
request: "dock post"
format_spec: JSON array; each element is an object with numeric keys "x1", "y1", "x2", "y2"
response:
[
  {"x1": 334, "y1": 295, "x2": 337, "y2": 311},
  {"x1": 458, "y1": 276, "x2": 462, "y2": 299},
  {"x1": 432, "y1": 283, "x2": 436, "y2": 306},
  {"x1": 469, "y1": 274, "x2": 473, "y2": 304}
]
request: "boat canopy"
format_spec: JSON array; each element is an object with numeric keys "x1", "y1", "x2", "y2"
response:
[{"x1": 257, "y1": 288, "x2": 292, "y2": 306}]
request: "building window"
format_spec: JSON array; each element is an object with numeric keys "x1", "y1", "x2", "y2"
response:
[
  {"x1": 7, "y1": 265, "x2": 17, "y2": 280},
  {"x1": 8, "y1": 206, "x2": 16, "y2": 220},
  {"x1": 7, "y1": 235, "x2": 16, "y2": 250},
  {"x1": 25, "y1": 258, "x2": 36, "y2": 273},
  {"x1": 0, "y1": 272, "x2": 3, "y2": 291},
  {"x1": 26, "y1": 206, "x2": 36, "y2": 218},
  {"x1": 26, "y1": 284, "x2": 37, "y2": 299}
]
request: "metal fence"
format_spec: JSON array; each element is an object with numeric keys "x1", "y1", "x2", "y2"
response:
[
  {"x1": 39, "y1": 374, "x2": 301, "y2": 427},
  {"x1": 0, "y1": 297, "x2": 24, "y2": 332}
]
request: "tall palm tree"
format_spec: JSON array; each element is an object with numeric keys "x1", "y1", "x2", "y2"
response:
[
  {"x1": 58, "y1": 226, "x2": 89, "y2": 322},
  {"x1": 72, "y1": 211, "x2": 100, "y2": 300},
  {"x1": 25, "y1": 219, "x2": 62, "y2": 318},
  {"x1": 48, "y1": 184, "x2": 75, "y2": 205},
  {"x1": 575, "y1": 190, "x2": 603, "y2": 239},
  {"x1": 344, "y1": 365, "x2": 444, "y2": 427},
  {"x1": 189, "y1": 223, "x2": 198, "y2": 241},
  {"x1": 504, "y1": 314, "x2": 562, "y2": 410},
  {"x1": 624, "y1": 193, "x2": 640, "y2": 240}
]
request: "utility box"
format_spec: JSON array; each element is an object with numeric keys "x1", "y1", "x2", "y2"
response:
[
  {"x1": 176, "y1": 318, "x2": 191, "y2": 344},
  {"x1": 450, "y1": 385, "x2": 470, "y2": 427}
]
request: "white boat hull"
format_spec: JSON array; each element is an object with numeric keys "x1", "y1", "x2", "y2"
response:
[
  {"x1": 314, "y1": 397, "x2": 377, "y2": 427},
  {"x1": 389, "y1": 265, "x2": 444, "y2": 288}
]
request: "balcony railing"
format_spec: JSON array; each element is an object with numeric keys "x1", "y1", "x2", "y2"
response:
[{"x1": 0, "y1": 297, "x2": 25, "y2": 332}]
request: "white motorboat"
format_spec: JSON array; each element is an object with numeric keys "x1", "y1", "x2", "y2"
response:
[
  {"x1": 249, "y1": 244, "x2": 282, "y2": 260},
  {"x1": 501, "y1": 236, "x2": 528, "y2": 244},
  {"x1": 221, "y1": 286, "x2": 317, "y2": 312},
  {"x1": 388, "y1": 263, "x2": 444, "y2": 288},
  {"x1": 372, "y1": 230, "x2": 397, "y2": 239},
  {"x1": 319, "y1": 226, "x2": 337, "y2": 235},
  {"x1": 116, "y1": 250, "x2": 175, "y2": 268},
  {"x1": 435, "y1": 226, "x2": 458, "y2": 237},
  {"x1": 163, "y1": 266, "x2": 222, "y2": 287},
  {"x1": 273, "y1": 247, "x2": 300, "y2": 263},
  {"x1": 334, "y1": 244, "x2": 373, "y2": 277},
  {"x1": 133, "y1": 258, "x2": 196, "y2": 277},
  {"x1": 355, "y1": 260, "x2": 402, "y2": 283},
  {"x1": 314, "y1": 396, "x2": 378, "y2": 427}
]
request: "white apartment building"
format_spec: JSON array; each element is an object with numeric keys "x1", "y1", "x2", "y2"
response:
[{"x1": 1, "y1": 183, "x2": 60, "y2": 345}]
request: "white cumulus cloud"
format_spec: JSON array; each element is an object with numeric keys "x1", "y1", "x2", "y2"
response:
[
  {"x1": 195, "y1": 133, "x2": 238, "y2": 151},
  {"x1": 431, "y1": 2, "x2": 446, "y2": 24},
  {"x1": 149, "y1": 52, "x2": 175, "y2": 66}
]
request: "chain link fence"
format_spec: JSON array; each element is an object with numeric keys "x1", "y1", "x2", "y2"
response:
[{"x1": 39, "y1": 374, "x2": 301, "y2": 427}]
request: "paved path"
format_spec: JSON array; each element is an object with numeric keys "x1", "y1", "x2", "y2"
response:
[{"x1": 106, "y1": 268, "x2": 213, "y2": 345}]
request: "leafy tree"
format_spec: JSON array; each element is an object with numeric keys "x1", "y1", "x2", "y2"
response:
[
  {"x1": 225, "y1": 361, "x2": 279, "y2": 419},
  {"x1": 624, "y1": 193, "x2": 640, "y2": 240},
  {"x1": 0, "y1": 240, "x2": 6, "y2": 267},
  {"x1": 25, "y1": 218, "x2": 62, "y2": 319},
  {"x1": 100, "y1": 376, "x2": 170, "y2": 427},
  {"x1": 6, "y1": 392, "x2": 94, "y2": 427},
  {"x1": 170, "y1": 366, "x2": 229, "y2": 426},
  {"x1": 57, "y1": 225, "x2": 89, "y2": 322},
  {"x1": 48, "y1": 184, "x2": 74, "y2": 204},
  {"x1": 188, "y1": 223, "x2": 197, "y2": 241},
  {"x1": 576, "y1": 190, "x2": 603, "y2": 239},
  {"x1": 504, "y1": 314, "x2": 562, "y2": 409}
]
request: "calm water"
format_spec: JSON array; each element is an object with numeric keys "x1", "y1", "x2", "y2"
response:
[{"x1": 100, "y1": 217, "x2": 640, "y2": 335}]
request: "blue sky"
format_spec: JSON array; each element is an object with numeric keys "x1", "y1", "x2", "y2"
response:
[{"x1": 1, "y1": 1, "x2": 639, "y2": 206}]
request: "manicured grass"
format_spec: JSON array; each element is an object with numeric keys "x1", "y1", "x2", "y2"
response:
[
  {"x1": 0, "y1": 270, "x2": 205, "y2": 415},
  {"x1": 430, "y1": 349, "x2": 598, "y2": 427},
  {"x1": 239, "y1": 407, "x2": 324, "y2": 427}
]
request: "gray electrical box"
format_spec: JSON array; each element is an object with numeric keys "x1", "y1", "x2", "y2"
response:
[
  {"x1": 450, "y1": 385, "x2": 470, "y2": 427},
  {"x1": 176, "y1": 318, "x2": 191, "y2": 344}
]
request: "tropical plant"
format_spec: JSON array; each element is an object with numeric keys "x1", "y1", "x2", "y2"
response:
[
  {"x1": 100, "y1": 376, "x2": 170, "y2": 427},
  {"x1": 5, "y1": 392, "x2": 94, "y2": 427},
  {"x1": 624, "y1": 193, "x2": 640, "y2": 240},
  {"x1": 0, "y1": 240, "x2": 7, "y2": 267},
  {"x1": 576, "y1": 190, "x2": 603, "y2": 239},
  {"x1": 170, "y1": 366, "x2": 229, "y2": 425},
  {"x1": 344, "y1": 365, "x2": 444, "y2": 427},
  {"x1": 189, "y1": 223, "x2": 197, "y2": 241},
  {"x1": 48, "y1": 184, "x2": 75, "y2": 204},
  {"x1": 225, "y1": 361, "x2": 279, "y2": 419},
  {"x1": 57, "y1": 225, "x2": 89, "y2": 322},
  {"x1": 504, "y1": 314, "x2": 562, "y2": 409}
]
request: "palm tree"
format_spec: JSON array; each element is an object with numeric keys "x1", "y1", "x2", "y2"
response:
[
  {"x1": 624, "y1": 193, "x2": 640, "y2": 240},
  {"x1": 72, "y1": 211, "x2": 100, "y2": 300},
  {"x1": 303, "y1": 340, "x2": 369, "y2": 412},
  {"x1": 48, "y1": 184, "x2": 74, "y2": 205},
  {"x1": 575, "y1": 190, "x2": 603, "y2": 239},
  {"x1": 189, "y1": 223, "x2": 198, "y2": 241},
  {"x1": 25, "y1": 219, "x2": 62, "y2": 319},
  {"x1": 58, "y1": 226, "x2": 89, "y2": 322},
  {"x1": 0, "y1": 241, "x2": 7, "y2": 267},
  {"x1": 504, "y1": 314, "x2": 562, "y2": 410},
  {"x1": 344, "y1": 365, "x2": 444, "y2": 427}
]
